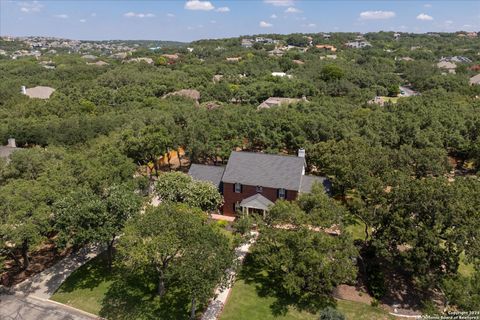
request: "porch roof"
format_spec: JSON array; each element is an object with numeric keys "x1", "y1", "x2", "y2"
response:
[{"x1": 240, "y1": 194, "x2": 274, "y2": 211}]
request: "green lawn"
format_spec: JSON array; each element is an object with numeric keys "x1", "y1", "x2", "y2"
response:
[
  {"x1": 51, "y1": 254, "x2": 193, "y2": 320},
  {"x1": 458, "y1": 252, "x2": 474, "y2": 277},
  {"x1": 220, "y1": 256, "x2": 393, "y2": 320},
  {"x1": 51, "y1": 254, "x2": 114, "y2": 315}
]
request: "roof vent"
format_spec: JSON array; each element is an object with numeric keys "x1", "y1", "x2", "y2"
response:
[{"x1": 298, "y1": 148, "x2": 305, "y2": 158}]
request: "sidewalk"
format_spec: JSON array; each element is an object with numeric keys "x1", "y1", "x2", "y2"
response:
[
  {"x1": 201, "y1": 231, "x2": 258, "y2": 320},
  {"x1": 14, "y1": 245, "x2": 103, "y2": 299}
]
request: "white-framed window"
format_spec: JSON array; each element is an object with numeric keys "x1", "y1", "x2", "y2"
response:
[
  {"x1": 278, "y1": 188, "x2": 286, "y2": 199},
  {"x1": 234, "y1": 183, "x2": 242, "y2": 193},
  {"x1": 256, "y1": 185, "x2": 263, "y2": 193}
]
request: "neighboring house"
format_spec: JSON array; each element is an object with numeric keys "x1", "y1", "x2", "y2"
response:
[
  {"x1": 441, "y1": 56, "x2": 473, "y2": 64},
  {"x1": 271, "y1": 72, "x2": 292, "y2": 78},
  {"x1": 437, "y1": 61, "x2": 457, "y2": 74},
  {"x1": 162, "y1": 89, "x2": 201, "y2": 106},
  {"x1": 345, "y1": 41, "x2": 371, "y2": 49},
  {"x1": 292, "y1": 60, "x2": 305, "y2": 65},
  {"x1": 162, "y1": 53, "x2": 180, "y2": 61},
  {"x1": 21, "y1": 86, "x2": 55, "y2": 99},
  {"x1": 125, "y1": 57, "x2": 154, "y2": 64},
  {"x1": 396, "y1": 56, "x2": 414, "y2": 62},
  {"x1": 367, "y1": 96, "x2": 386, "y2": 106},
  {"x1": 470, "y1": 74, "x2": 480, "y2": 85},
  {"x1": 394, "y1": 32, "x2": 401, "y2": 40},
  {"x1": 241, "y1": 39, "x2": 253, "y2": 48},
  {"x1": 257, "y1": 97, "x2": 306, "y2": 110},
  {"x1": 226, "y1": 57, "x2": 242, "y2": 62},
  {"x1": 87, "y1": 60, "x2": 109, "y2": 66},
  {"x1": 315, "y1": 44, "x2": 337, "y2": 52},
  {"x1": 268, "y1": 48, "x2": 284, "y2": 57},
  {"x1": 0, "y1": 138, "x2": 21, "y2": 162},
  {"x1": 81, "y1": 54, "x2": 97, "y2": 61},
  {"x1": 189, "y1": 150, "x2": 331, "y2": 216}
]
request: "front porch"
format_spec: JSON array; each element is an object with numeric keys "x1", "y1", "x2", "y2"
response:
[{"x1": 239, "y1": 194, "x2": 274, "y2": 218}]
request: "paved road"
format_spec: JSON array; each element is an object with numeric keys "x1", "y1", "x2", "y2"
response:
[
  {"x1": 0, "y1": 295, "x2": 97, "y2": 320},
  {"x1": 1, "y1": 246, "x2": 102, "y2": 320}
]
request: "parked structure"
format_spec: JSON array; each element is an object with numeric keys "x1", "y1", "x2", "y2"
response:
[{"x1": 189, "y1": 150, "x2": 330, "y2": 216}]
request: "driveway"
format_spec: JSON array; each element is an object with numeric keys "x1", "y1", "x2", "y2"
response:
[
  {"x1": 399, "y1": 86, "x2": 418, "y2": 97},
  {"x1": 1, "y1": 245, "x2": 102, "y2": 320},
  {"x1": 0, "y1": 294, "x2": 97, "y2": 320}
]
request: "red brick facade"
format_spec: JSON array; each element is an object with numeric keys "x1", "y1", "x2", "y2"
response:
[{"x1": 222, "y1": 182, "x2": 298, "y2": 216}]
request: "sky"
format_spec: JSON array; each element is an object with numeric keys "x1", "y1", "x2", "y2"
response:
[{"x1": 1, "y1": 0, "x2": 479, "y2": 42}]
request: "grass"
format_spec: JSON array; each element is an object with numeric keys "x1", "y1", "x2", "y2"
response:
[
  {"x1": 51, "y1": 254, "x2": 114, "y2": 314},
  {"x1": 51, "y1": 253, "x2": 193, "y2": 320},
  {"x1": 345, "y1": 222, "x2": 367, "y2": 242},
  {"x1": 220, "y1": 256, "x2": 393, "y2": 320},
  {"x1": 458, "y1": 252, "x2": 475, "y2": 277}
]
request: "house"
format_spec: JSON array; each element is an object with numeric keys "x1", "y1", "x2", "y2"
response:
[
  {"x1": 394, "y1": 32, "x2": 401, "y2": 40},
  {"x1": 271, "y1": 72, "x2": 292, "y2": 78},
  {"x1": 87, "y1": 60, "x2": 109, "y2": 66},
  {"x1": 0, "y1": 138, "x2": 21, "y2": 161},
  {"x1": 470, "y1": 74, "x2": 480, "y2": 85},
  {"x1": 125, "y1": 57, "x2": 154, "y2": 64},
  {"x1": 241, "y1": 39, "x2": 253, "y2": 48},
  {"x1": 345, "y1": 41, "x2": 371, "y2": 49},
  {"x1": 292, "y1": 60, "x2": 305, "y2": 65},
  {"x1": 257, "y1": 97, "x2": 306, "y2": 110},
  {"x1": 367, "y1": 96, "x2": 386, "y2": 106},
  {"x1": 163, "y1": 89, "x2": 201, "y2": 103},
  {"x1": 162, "y1": 53, "x2": 180, "y2": 61},
  {"x1": 226, "y1": 57, "x2": 242, "y2": 62},
  {"x1": 268, "y1": 48, "x2": 284, "y2": 57},
  {"x1": 437, "y1": 61, "x2": 457, "y2": 74},
  {"x1": 315, "y1": 44, "x2": 337, "y2": 52},
  {"x1": 21, "y1": 86, "x2": 55, "y2": 99},
  {"x1": 188, "y1": 150, "x2": 331, "y2": 216}
]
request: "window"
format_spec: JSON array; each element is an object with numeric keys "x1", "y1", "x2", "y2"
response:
[
  {"x1": 234, "y1": 201, "x2": 241, "y2": 212},
  {"x1": 256, "y1": 185, "x2": 263, "y2": 193},
  {"x1": 234, "y1": 183, "x2": 242, "y2": 193},
  {"x1": 278, "y1": 188, "x2": 286, "y2": 199}
]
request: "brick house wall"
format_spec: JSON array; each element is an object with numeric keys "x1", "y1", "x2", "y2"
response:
[{"x1": 222, "y1": 182, "x2": 298, "y2": 216}]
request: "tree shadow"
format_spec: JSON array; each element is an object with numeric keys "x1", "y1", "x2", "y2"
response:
[
  {"x1": 54, "y1": 253, "x2": 114, "y2": 294},
  {"x1": 239, "y1": 254, "x2": 335, "y2": 317},
  {"x1": 99, "y1": 270, "x2": 192, "y2": 320}
]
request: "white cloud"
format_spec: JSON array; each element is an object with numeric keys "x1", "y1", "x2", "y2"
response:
[
  {"x1": 359, "y1": 10, "x2": 396, "y2": 20},
  {"x1": 259, "y1": 21, "x2": 273, "y2": 27},
  {"x1": 302, "y1": 23, "x2": 316, "y2": 28},
  {"x1": 417, "y1": 13, "x2": 433, "y2": 21},
  {"x1": 424, "y1": 4, "x2": 432, "y2": 8},
  {"x1": 124, "y1": 12, "x2": 155, "y2": 18},
  {"x1": 54, "y1": 14, "x2": 69, "y2": 19},
  {"x1": 270, "y1": 14, "x2": 277, "y2": 19},
  {"x1": 18, "y1": 1, "x2": 43, "y2": 13},
  {"x1": 216, "y1": 7, "x2": 230, "y2": 12},
  {"x1": 285, "y1": 7, "x2": 302, "y2": 13},
  {"x1": 445, "y1": 20, "x2": 453, "y2": 25},
  {"x1": 264, "y1": 0, "x2": 294, "y2": 6},
  {"x1": 184, "y1": 0, "x2": 214, "y2": 11},
  {"x1": 91, "y1": 12, "x2": 96, "y2": 17},
  {"x1": 167, "y1": 13, "x2": 175, "y2": 17},
  {"x1": 79, "y1": 19, "x2": 86, "y2": 23},
  {"x1": 210, "y1": 20, "x2": 216, "y2": 24}
]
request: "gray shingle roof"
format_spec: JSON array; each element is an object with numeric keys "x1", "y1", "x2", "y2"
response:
[
  {"x1": 299, "y1": 175, "x2": 331, "y2": 194},
  {"x1": 222, "y1": 151, "x2": 305, "y2": 190},
  {"x1": 188, "y1": 164, "x2": 225, "y2": 187},
  {"x1": 240, "y1": 193, "x2": 274, "y2": 211}
]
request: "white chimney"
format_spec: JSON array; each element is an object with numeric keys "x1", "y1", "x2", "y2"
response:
[
  {"x1": 298, "y1": 148, "x2": 305, "y2": 158},
  {"x1": 7, "y1": 138, "x2": 16, "y2": 148},
  {"x1": 21, "y1": 86, "x2": 26, "y2": 95}
]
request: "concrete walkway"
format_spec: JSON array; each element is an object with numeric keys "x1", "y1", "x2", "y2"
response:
[
  {"x1": 201, "y1": 232, "x2": 258, "y2": 320},
  {"x1": 13, "y1": 245, "x2": 103, "y2": 299}
]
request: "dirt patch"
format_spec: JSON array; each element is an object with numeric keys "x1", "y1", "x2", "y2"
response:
[
  {"x1": 1, "y1": 242, "x2": 71, "y2": 287},
  {"x1": 333, "y1": 284, "x2": 373, "y2": 304}
]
